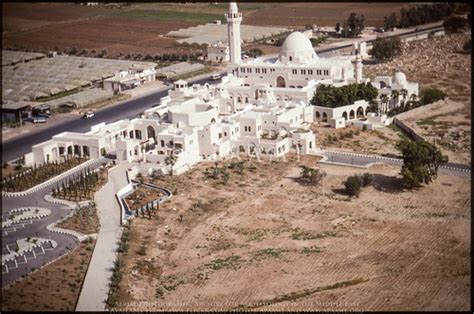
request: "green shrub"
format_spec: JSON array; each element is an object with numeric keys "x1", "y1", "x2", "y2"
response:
[
  {"x1": 419, "y1": 88, "x2": 447, "y2": 106},
  {"x1": 344, "y1": 175, "x2": 363, "y2": 197},
  {"x1": 361, "y1": 173, "x2": 373, "y2": 187}
]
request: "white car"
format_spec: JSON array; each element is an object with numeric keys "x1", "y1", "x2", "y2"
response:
[
  {"x1": 83, "y1": 111, "x2": 95, "y2": 119},
  {"x1": 32, "y1": 117, "x2": 47, "y2": 123},
  {"x1": 210, "y1": 73, "x2": 221, "y2": 81}
]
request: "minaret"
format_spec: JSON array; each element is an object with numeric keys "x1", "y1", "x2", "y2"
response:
[
  {"x1": 226, "y1": 2, "x2": 242, "y2": 65},
  {"x1": 354, "y1": 54, "x2": 363, "y2": 83}
]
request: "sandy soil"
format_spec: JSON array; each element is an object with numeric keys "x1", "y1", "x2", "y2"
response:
[
  {"x1": 312, "y1": 123, "x2": 403, "y2": 157},
  {"x1": 364, "y1": 33, "x2": 471, "y2": 165},
  {"x1": 397, "y1": 99, "x2": 471, "y2": 164},
  {"x1": 1, "y1": 239, "x2": 96, "y2": 311},
  {"x1": 110, "y1": 155, "x2": 470, "y2": 311}
]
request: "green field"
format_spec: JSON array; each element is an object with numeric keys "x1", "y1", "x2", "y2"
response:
[{"x1": 109, "y1": 9, "x2": 225, "y2": 24}]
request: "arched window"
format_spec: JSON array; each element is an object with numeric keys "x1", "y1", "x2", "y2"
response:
[{"x1": 276, "y1": 76, "x2": 286, "y2": 88}]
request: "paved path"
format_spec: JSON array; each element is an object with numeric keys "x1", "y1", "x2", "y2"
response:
[
  {"x1": 1, "y1": 158, "x2": 108, "y2": 287},
  {"x1": 318, "y1": 149, "x2": 471, "y2": 177},
  {"x1": 76, "y1": 162, "x2": 130, "y2": 311}
]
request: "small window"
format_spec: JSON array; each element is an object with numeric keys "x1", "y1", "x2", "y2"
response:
[{"x1": 289, "y1": 56, "x2": 293, "y2": 61}]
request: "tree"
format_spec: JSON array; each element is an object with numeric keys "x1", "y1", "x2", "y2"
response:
[
  {"x1": 299, "y1": 166, "x2": 326, "y2": 186},
  {"x1": 369, "y1": 37, "x2": 402, "y2": 62},
  {"x1": 346, "y1": 12, "x2": 365, "y2": 38},
  {"x1": 419, "y1": 88, "x2": 446, "y2": 106},
  {"x1": 310, "y1": 82, "x2": 378, "y2": 108},
  {"x1": 383, "y1": 13, "x2": 398, "y2": 31},
  {"x1": 361, "y1": 173, "x2": 373, "y2": 187},
  {"x1": 443, "y1": 16, "x2": 467, "y2": 33},
  {"x1": 164, "y1": 151, "x2": 177, "y2": 176},
  {"x1": 396, "y1": 138, "x2": 448, "y2": 189},
  {"x1": 344, "y1": 175, "x2": 362, "y2": 197}
]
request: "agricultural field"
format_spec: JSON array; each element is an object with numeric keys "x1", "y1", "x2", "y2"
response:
[
  {"x1": 2, "y1": 2, "x2": 414, "y2": 58},
  {"x1": 108, "y1": 155, "x2": 470, "y2": 311}
]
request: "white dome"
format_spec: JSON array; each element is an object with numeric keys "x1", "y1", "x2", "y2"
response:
[
  {"x1": 394, "y1": 71, "x2": 407, "y2": 86},
  {"x1": 279, "y1": 32, "x2": 317, "y2": 64},
  {"x1": 281, "y1": 32, "x2": 314, "y2": 54}
]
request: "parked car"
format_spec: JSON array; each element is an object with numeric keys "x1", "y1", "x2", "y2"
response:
[
  {"x1": 82, "y1": 111, "x2": 95, "y2": 119},
  {"x1": 36, "y1": 112, "x2": 51, "y2": 118},
  {"x1": 210, "y1": 73, "x2": 221, "y2": 81},
  {"x1": 32, "y1": 117, "x2": 47, "y2": 123},
  {"x1": 374, "y1": 27, "x2": 385, "y2": 33}
]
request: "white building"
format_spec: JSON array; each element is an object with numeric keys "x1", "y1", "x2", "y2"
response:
[
  {"x1": 206, "y1": 41, "x2": 230, "y2": 64},
  {"x1": 24, "y1": 2, "x2": 419, "y2": 173},
  {"x1": 103, "y1": 64, "x2": 156, "y2": 93}
]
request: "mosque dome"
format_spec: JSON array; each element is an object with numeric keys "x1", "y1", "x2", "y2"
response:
[
  {"x1": 394, "y1": 71, "x2": 407, "y2": 86},
  {"x1": 279, "y1": 32, "x2": 317, "y2": 64},
  {"x1": 281, "y1": 32, "x2": 314, "y2": 54}
]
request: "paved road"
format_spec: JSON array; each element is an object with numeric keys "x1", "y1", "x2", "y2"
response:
[
  {"x1": 2, "y1": 75, "x2": 218, "y2": 163},
  {"x1": 319, "y1": 150, "x2": 471, "y2": 177},
  {"x1": 76, "y1": 163, "x2": 130, "y2": 311},
  {"x1": 1, "y1": 158, "x2": 108, "y2": 287}
]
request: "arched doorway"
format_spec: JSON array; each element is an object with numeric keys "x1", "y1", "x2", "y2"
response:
[
  {"x1": 342, "y1": 112, "x2": 348, "y2": 120},
  {"x1": 147, "y1": 126, "x2": 156, "y2": 139},
  {"x1": 356, "y1": 106, "x2": 364, "y2": 118},
  {"x1": 349, "y1": 110, "x2": 355, "y2": 120},
  {"x1": 276, "y1": 76, "x2": 286, "y2": 88},
  {"x1": 315, "y1": 111, "x2": 321, "y2": 121}
]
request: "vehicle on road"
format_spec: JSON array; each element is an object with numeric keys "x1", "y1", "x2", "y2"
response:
[
  {"x1": 82, "y1": 111, "x2": 95, "y2": 119},
  {"x1": 32, "y1": 117, "x2": 47, "y2": 123},
  {"x1": 211, "y1": 73, "x2": 222, "y2": 81},
  {"x1": 374, "y1": 27, "x2": 385, "y2": 33}
]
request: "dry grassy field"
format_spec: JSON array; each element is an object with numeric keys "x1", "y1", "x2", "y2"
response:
[
  {"x1": 3, "y1": 2, "x2": 413, "y2": 57},
  {"x1": 109, "y1": 155, "x2": 470, "y2": 311}
]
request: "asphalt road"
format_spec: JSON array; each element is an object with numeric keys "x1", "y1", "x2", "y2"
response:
[{"x1": 2, "y1": 75, "x2": 217, "y2": 163}]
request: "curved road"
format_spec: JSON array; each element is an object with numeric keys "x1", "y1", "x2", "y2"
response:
[{"x1": 1, "y1": 158, "x2": 107, "y2": 287}]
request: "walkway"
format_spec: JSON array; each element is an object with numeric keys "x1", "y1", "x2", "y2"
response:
[
  {"x1": 317, "y1": 149, "x2": 471, "y2": 177},
  {"x1": 76, "y1": 162, "x2": 130, "y2": 311}
]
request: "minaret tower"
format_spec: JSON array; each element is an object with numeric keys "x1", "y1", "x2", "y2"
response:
[
  {"x1": 226, "y1": 2, "x2": 242, "y2": 65},
  {"x1": 353, "y1": 53, "x2": 363, "y2": 83}
]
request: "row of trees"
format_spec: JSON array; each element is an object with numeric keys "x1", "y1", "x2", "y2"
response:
[
  {"x1": 2, "y1": 156, "x2": 87, "y2": 192},
  {"x1": 335, "y1": 13, "x2": 366, "y2": 38},
  {"x1": 394, "y1": 3, "x2": 457, "y2": 29},
  {"x1": 310, "y1": 82, "x2": 378, "y2": 108},
  {"x1": 386, "y1": 87, "x2": 447, "y2": 117},
  {"x1": 52, "y1": 168, "x2": 100, "y2": 201},
  {"x1": 59, "y1": 47, "x2": 205, "y2": 63},
  {"x1": 369, "y1": 36, "x2": 402, "y2": 62}
]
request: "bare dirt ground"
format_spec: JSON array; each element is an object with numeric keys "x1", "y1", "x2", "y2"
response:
[
  {"x1": 396, "y1": 99, "x2": 471, "y2": 164},
  {"x1": 311, "y1": 123, "x2": 403, "y2": 157},
  {"x1": 364, "y1": 33, "x2": 471, "y2": 165},
  {"x1": 110, "y1": 155, "x2": 470, "y2": 311},
  {"x1": 1, "y1": 239, "x2": 96, "y2": 311}
]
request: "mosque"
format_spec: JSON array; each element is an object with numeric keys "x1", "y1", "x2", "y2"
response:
[{"x1": 24, "y1": 2, "x2": 418, "y2": 175}]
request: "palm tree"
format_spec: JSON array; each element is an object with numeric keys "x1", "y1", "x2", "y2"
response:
[
  {"x1": 391, "y1": 89, "x2": 400, "y2": 109},
  {"x1": 164, "y1": 151, "x2": 178, "y2": 176}
]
